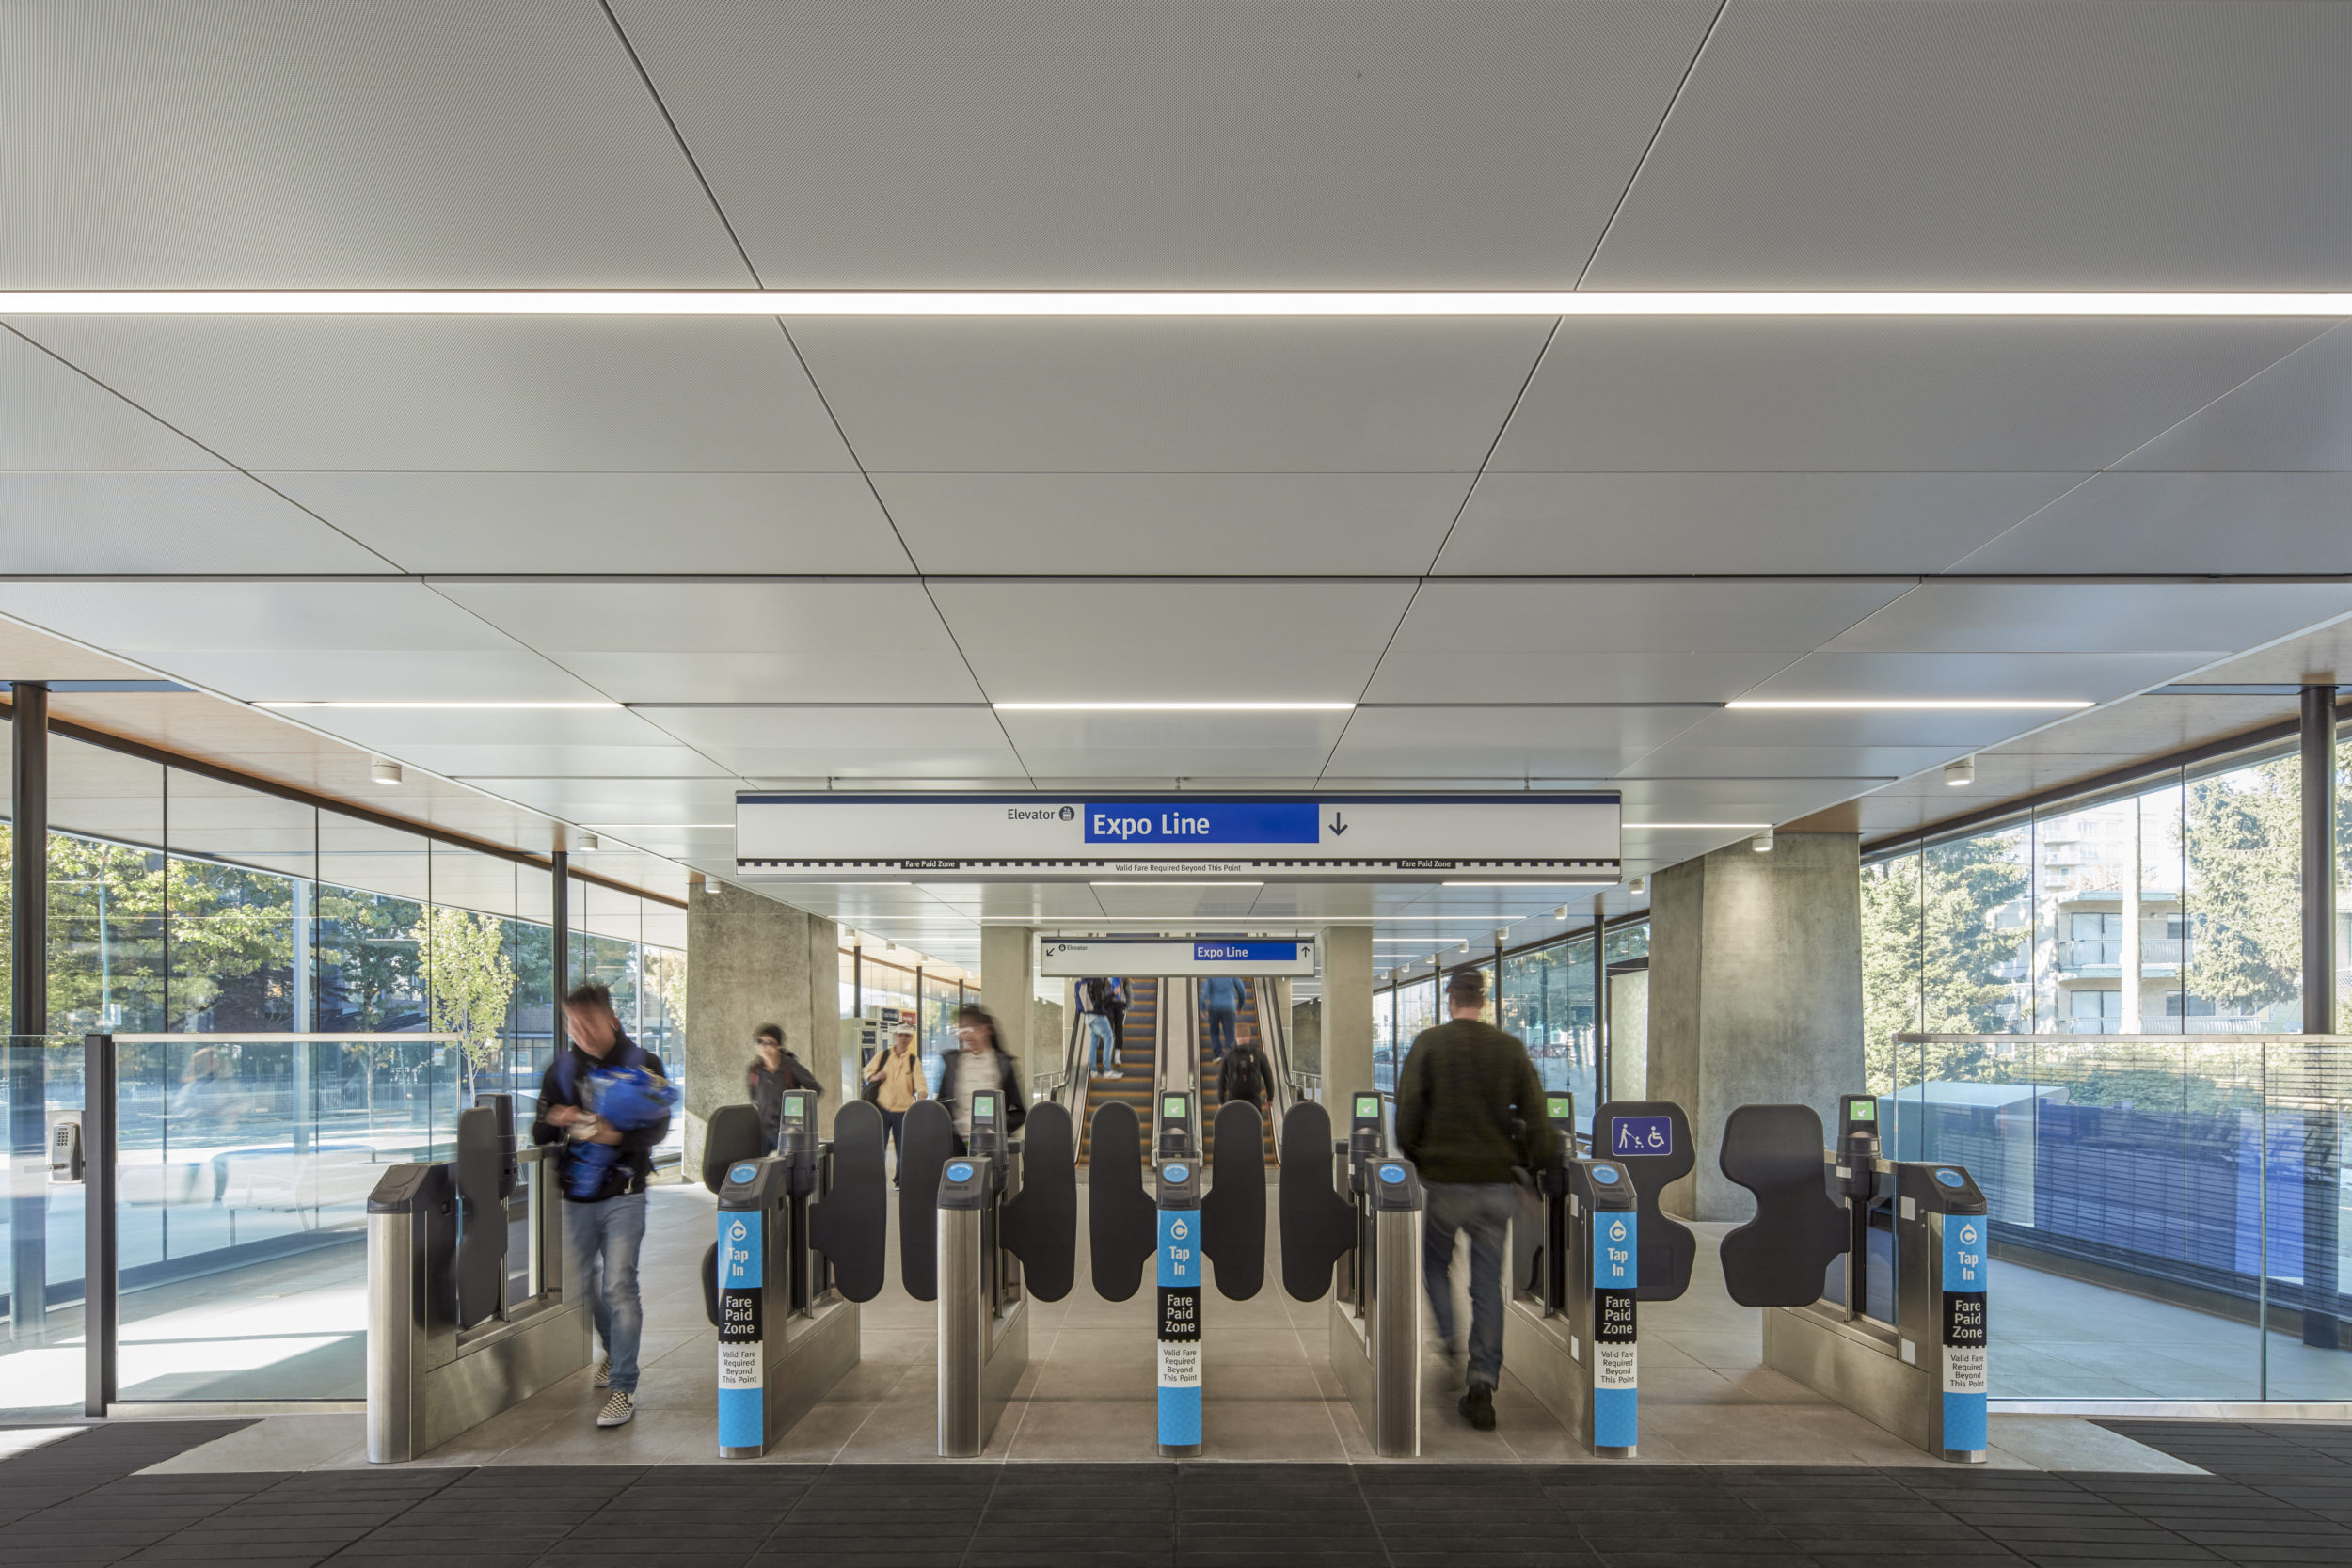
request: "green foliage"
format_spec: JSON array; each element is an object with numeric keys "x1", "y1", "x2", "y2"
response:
[
  {"x1": 418, "y1": 906, "x2": 516, "y2": 1092},
  {"x1": 2184, "y1": 757, "x2": 2305, "y2": 1028},
  {"x1": 1860, "y1": 832, "x2": 2029, "y2": 1093}
]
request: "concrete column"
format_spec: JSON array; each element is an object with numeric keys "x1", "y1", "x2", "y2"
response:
[
  {"x1": 980, "y1": 926, "x2": 1038, "y2": 1088},
  {"x1": 1648, "y1": 832, "x2": 1865, "y2": 1221},
  {"x1": 1318, "y1": 926, "x2": 1375, "y2": 1101},
  {"x1": 684, "y1": 882, "x2": 837, "y2": 1165}
]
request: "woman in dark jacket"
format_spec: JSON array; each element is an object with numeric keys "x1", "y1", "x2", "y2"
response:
[
  {"x1": 746, "y1": 1022, "x2": 823, "y2": 1148},
  {"x1": 934, "y1": 1005, "x2": 1026, "y2": 1152}
]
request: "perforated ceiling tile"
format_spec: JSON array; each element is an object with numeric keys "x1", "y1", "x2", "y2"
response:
[
  {"x1": 875, "y1": 472, "x2": 1472, "y2": 576},
  {"x1": 1491, "y1": 319, "x2": 2326, "y2": 474},
  {"x1": 614, "y1": 0, "x2": 1717, "y2": 287},
  {"x1": 1, "y1": 0, "x2": 750, "y2": 287},
  {"x1": 1435, "y1": 472, "x2": 2084, "y2": 577},
  {"x1": 1584, "y1": 0, "x2": 2352, "y2": 289},
  {"x1": 12, "y1": 318, "x2": 856, "y2": 472},
  {"x1": 784, "y1": 319, "x2": 1549, "y2": 473}
]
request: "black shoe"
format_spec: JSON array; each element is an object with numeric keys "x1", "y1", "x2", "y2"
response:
[{"x1": 1459, "y1": 1385, "x2": 1496, "y2": 1432}]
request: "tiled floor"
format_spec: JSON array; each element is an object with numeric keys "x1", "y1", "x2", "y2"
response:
[
  {"x1": 4, "y1": 1420, "x2": 2351, "y2": 1567},
  {"x1": 119, "y1": 1178, "x2": 2195, "y2": 1474}
]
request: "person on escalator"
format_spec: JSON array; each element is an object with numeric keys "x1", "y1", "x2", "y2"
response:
[
  {"x1": 1395, "y1": 965, "x2": 1553, "y2": 1433},
  {"x1": 1079, "y1": 977, "x2": 1122, "y2": 1077},
  {"x1": 1199, "y1": 975, "x2": 1244, "y2": 1061},
  {"x1": 531, "y1": 980, "x2": 673, "y2": 1431},
  {"x1": 1216, "y1": 1023, "x2": 1270, "y2": 1115},
  {"x1": 935, "y1": 1004, "x2": 1026, "y2": 1154}
]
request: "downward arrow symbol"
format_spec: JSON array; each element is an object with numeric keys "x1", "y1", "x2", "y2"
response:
[{"x1": 1328, "y1": 812, "x2": 1349, "y2": 836}]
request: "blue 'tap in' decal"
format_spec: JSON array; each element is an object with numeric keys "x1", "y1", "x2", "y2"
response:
[
  {"x1": 1157, "y1": 1208, "x2": 1202, "y2": 1448},
  {"x1": 1591, "y1": 1207, "x2": 1638, "y2": 1449},
  {"x1": 717, "y1": 1212, "x2": 764, "y2": 1451},
  {"x1": 1940, "y1": 1214, "x2": 1989, "y2": 1453}
]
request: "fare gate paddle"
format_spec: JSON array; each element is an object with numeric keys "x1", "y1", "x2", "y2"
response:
[
  {"x1": 1720, "y1": 1099, "x2": 1992, "y2": 1464},
  {"x1": 709, "y1": 1090, "x2": 877, "y2": 1457},
  {"x1": 1588, "y1": 1099, "x2": 1697, "y2": 1303}
]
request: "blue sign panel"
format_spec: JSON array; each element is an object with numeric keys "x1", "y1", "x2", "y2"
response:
[
  {"x1": 1591, "y1": 1207, "x2": 1637, "y2": 1449},
  {"x1": 1610, "y1": 1116, "x2": 1675, "y2": 1158},
  {"x1": 1086, "y1": 801, "x2": 1320, "y2": 845},
  {"x1": 1192, "y1": 941, "x2": 1304, "y2": 963},
  {"x1": 1157, "y1": 1207, "x2": 1203, "y2": 1447},
  {"x1": 1941, "y1": 1213, "x2": 1989, "y2": 1453},
  {"x1": 717, "y1": 1212, "x2": 764, "y2": 1450}
]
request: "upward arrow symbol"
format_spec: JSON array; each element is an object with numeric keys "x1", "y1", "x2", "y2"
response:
[{"x1": 1328, "y1": 811, "x2": 1348, "y2": 836}]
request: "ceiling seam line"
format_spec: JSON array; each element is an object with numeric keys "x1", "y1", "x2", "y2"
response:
[
  {"x1": 0, "y1": 325, "x2": 406, "y2": 573},
  {"x1": 1942, "y1": 323, "x2": 2343, "y2": 573},
  {"x1": 1574, "y1": 0, "x2": 1731, "y2": 289},
  {"x1": 596, "y1": 0, "x2": 764, "y2": 284},
  {"x1": 1421, "y1": 316, "x2": 1563, "y2": 576},
  {"x1": 1311, "y1": 581, "x2": 1427, "y2": 784}
]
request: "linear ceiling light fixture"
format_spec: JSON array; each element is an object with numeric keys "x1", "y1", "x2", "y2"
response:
[
  {"x1": 1623, "y1": 821, "x2": 1772, "y2": 830},
  {"x1": 6, "y1": 290, "x2": 2352, "y2": 317},
  {"x1": 993, "y1": 701, "x2": 1355, "y2": 712},
  {"x1": 257, "y1": 700, "x2": 623, "y2": 710},
  {"x1": 1090, "y1": 880, "x2": 1264, "y2": 887},
  {"x1": 1441, "y1": 879, "x2": 1613, "y2": 887},
  {"x1": 1725, "y1": 699, "x2": 2093, "y2": 711}
]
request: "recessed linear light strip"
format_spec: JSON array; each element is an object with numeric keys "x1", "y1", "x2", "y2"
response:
[
  {"x1": 993, "y1": 701, "x2": 1354, "y2": 712},
  {"x1": 4, "y1": 290, "x2": 2351, "y2": 317},
  {"x1": 258, "y1": 700, "x2": 623, "y2": 710},
  {"x1": 1724, "y1": 699, "x2": 2092, "y2": 711}
]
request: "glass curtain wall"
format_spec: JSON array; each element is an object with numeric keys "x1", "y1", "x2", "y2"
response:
[
  {"x1": 1, "y1": 719, "x2": 685, "y2": 1412},
  {"x1": 1373, "y1": 920, "x2": 1651, "y2": 1102}
]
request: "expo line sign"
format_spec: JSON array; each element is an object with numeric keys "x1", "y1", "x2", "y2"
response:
[{"x1": 734, "y1": 792, "x2": 1619, "y2": 883}]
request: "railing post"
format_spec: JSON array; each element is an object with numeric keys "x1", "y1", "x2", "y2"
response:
[
  {"x1": 84, "y1": 1032, "x2": 117, "y2": 1416},
  {"x1": 2297, "y1": 685, "x2": 2339, "y2": 1349}
]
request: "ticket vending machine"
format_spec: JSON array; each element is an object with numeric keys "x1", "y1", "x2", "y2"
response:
[
  {"x1": 1090, "y1": 1088, "x2": 1268, "y2": 1456},
  {"x1": 1718, "y1": 1096, "x2": 1990, "y2": 1463},
  {"x1": 1276, "y1": 1095, "x2": 1423, "y2": 1457}
]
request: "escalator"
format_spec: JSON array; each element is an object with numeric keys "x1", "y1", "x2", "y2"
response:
[
  {"x1": 1200, "y1": 980, "x2": 1280, "y2": 1165},
  {"x1": 1075, "y1": 977, "x2": 1161, "y2": 1164}
]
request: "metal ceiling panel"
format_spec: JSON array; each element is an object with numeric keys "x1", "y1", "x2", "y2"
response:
[
  {"x1": 1325, "y1": 705, "x2": 1707, "y2": 780},
  {"x1": 1613, "y1": 745, "x2": 1964, "y2": 783},
  {"x1": 1949, "y1": 473, "x2": 2352, "y2": 575},
  {"x1": 397, "y1": 745, "x2": 732, "y2": 779},
  {"x1": 2, "y1": 0, "x2": 750, "y2": 287},
  {"x1": 1660, "y1": 704, "x2": 2116, "y2": 753},
  {"x1": 615, "y1": 0, "x2": 1716, "y2": 287},
  {"x1": 12, "y1": 319, "x2": 856, "y2": 472},
  {"x1": 0, "y1": 473, "x2": 391, "y2": 573},
  {"x1": 149, "y1": 650, "x2": 610, "y2": 705},
  {"x1": 2119, "y1": 325, "x2": 2352, "y2": 472},
  {"x1": 929, "y1": 579, "x2": 1415, "y2": 703},
  {"x1": 0, "y1": 579, "x2": 524, "y2": 653},
  {"x1": 874, "y1": 472, "x2": 1472, "y2": 576},
  {"x1": 1823, "y1": 582, "x2": 2352, "y2": 655},
  {"x1": 279, "y1": 705, "x2": 673, "y2": 751},
  {"x1": 262, "y1": 472, "x2": 911, "y2": 574},
  {"x1": 0, "y1": 330, "x2": 230, "y2": 471},
  {"x1": 993, "y1": 708, "x2": 1353, "y2": 780},
  {"x1": 639, "y1": 704, "x2": 1025, "y2": 780},
  {"x1": 432, "y1": 580, "x2": 983, "y2": 704},
  {"x1": 473, "y1": 777, "x2": 747, "y2": 821},
  {"x1": 1583, "y1": 1, "x2": 2352, "y2": 289},
  {"x1": 1435, "y1": 472, "x2": 2083, "y2": 575},
  {"x1": 1489, "y1": 320, "x2": 2325, "y2": 473},
  {"x1": 785, "y1": 320, "x2": 1549, "y2": 472},
  {"x1": 1739, "y1": 649, "x2": 2211, "y2": 706}
]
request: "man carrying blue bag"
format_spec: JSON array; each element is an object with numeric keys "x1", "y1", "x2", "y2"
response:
[{"x1": 532, "y1": 979, "x2": 675, "y2": 1428}]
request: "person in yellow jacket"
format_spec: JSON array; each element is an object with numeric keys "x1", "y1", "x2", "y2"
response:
[{"x1": 861, "y1": 1026, "x2": 928, "y2": 1184}]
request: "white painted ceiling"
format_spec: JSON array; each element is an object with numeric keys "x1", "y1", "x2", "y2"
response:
[{"x1": 6, "y1": 1, "x2": 2352, "y2": 973}]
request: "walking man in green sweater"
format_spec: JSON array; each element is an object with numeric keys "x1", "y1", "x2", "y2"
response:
[{"x1": 1394, "y1": 966, "x2": 1554, "y2": 1432}]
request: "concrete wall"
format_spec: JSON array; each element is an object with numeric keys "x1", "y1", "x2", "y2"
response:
[
  {"x1": 1290, "y1": 998, "x2": 1322, "y2": 1078},
  {"x1": 683, "y1": 881, "x2": 838, "y2": 1170},
  {"x1": 1647, "y1": 832, "x2": 1864, "y2": 1221},
  {"x1": 1318, "y1": 926, "x2": 1374, "y2": 1101},
  {"x1": 980, "y1": 925, "x2": 1039, "y2": 1086},
  {"x1": 1031, "y1": 996, "x2": 1065, "y2": 1087}
]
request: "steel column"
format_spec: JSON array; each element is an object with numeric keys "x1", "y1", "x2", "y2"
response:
[
  {"x1": 83, "y1": 1032, "x2": 117, "y2": 1415},
  {"x1": 550, "y1": 849, "x2": 569, "y2": 1008},
  {"x1": 1592, "y1": 894, "x2": 1609, "y2": 1108},
  {"x1": 2298, "y1": 685, "x2": 2339, "y2": 1349},
  {"x1": 9, "y1": 682, "x2": 49, "y2": 1342}
]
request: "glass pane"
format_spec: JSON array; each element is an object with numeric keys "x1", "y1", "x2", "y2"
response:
[
  {"x1": 2265, "y1": 1038, "x2": 2352, "y2": 1400},
  {"x1": 113, "y1": 1034, "x2": 451, "y2": 1402},
  {"x1": 0, "y1": 1036, "x2": 87, "y2": 1417},
  {"x1": 48, "y1": 736, "x2": 167, "y2": 1035},
  {"x1": 166, "y1": 770, "x2": 313, "y2": 1033},
  {"x1": 425, "y1": 844, "x2": 522, "y2": 1109},
  {"x1": 316, "y1": 812, "x2": 428, "y2": 1035},
  {"x1": 2184, "y1": 752, "x2": 2306, "y2": 1031}
]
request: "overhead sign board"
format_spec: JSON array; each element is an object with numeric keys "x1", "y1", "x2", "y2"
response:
[
  {"x1": 1038, "y1": 937, "x2": 1316, "y2": 977},
  {"x1": 734, "y1": 792, "x2": 1618, "y2": 883}
]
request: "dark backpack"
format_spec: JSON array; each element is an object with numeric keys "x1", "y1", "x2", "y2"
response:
[{"x1": 1223, "y1": 1050, "x2": 1265, "y2": 1104}]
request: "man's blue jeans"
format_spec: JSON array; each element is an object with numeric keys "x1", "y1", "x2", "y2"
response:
[
  {"x1": 1087, "y1": 1014, "x2": 1118, "y2": 1071},
  {"x1": 1203, "y1": 1006, "x2": 1237, "y2": 1060},
  {"x1": 564, "y1": 1189, "x2": 647, "y2": 1395},
  {"x1": 1422, "y1": 1180, "x2": 1514, "y2": 1390}
]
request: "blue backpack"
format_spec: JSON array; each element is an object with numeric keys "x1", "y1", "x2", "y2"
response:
[{"x1": 551, "y1": 1046, "x2": 675, "y2": 1200}]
